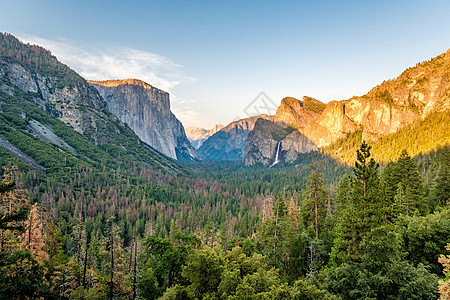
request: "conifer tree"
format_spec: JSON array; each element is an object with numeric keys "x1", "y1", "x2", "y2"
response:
[
  {"x1": 332, "y1": 142, "x2": 382, "y2": 264},
  {"x1": 0, "y1": 166, "x2": 30, "y2": 251},
  {"x1": 302, "y1": 164, "x2": 328, "y2": 238},
  {"x1": 383, "y1": 150, "x2": 426, "y2": 215},
  {"x1": 430, "y1": 148, "x2": 450, "y2": 207}
]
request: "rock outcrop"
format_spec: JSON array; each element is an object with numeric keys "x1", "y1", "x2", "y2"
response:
[
  {"x1": 0, "y1": 56, "x2": 109, "y2": 139},
  {"x1": 245, "y1": 48, "x2": 450, "y2": 165},
  {"x1": 185, "y1": 124, "x2": 224, "y2": 149},
  {"x1": 198, "y1": 114, "x2": 271, "y2": 160},
  {"x1": 244, "y1": 97, "x2": 323, "y2": 165},
  {"x1": 89, "y1": 79, "x2": 200, "y2": 161}
]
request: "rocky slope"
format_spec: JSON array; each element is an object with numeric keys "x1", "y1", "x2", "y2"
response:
[
  {"x1": 245, "y1": 48, "x2": 450, "y2": 166},
  {"x1": 198, "y1": 114, "x2": 271, "y2": 160},
  {"x1": 185, "y1": 124, "x2": 224, "y2": 149},
  {"x1": 0, "y1": 33, "x2": 183, "y2": 173},
  {"x1": 244, "y1": 97, "x2": 325, "y2": 165},
  {"x1": 88, "y1": 79, "x2": 199, "y2": 161},
  {"x1": 0, "y1": 54, "x2": 109, "y2": 142}
]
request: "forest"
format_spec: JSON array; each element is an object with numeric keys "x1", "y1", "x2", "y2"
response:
[
  {"x1": 0, "y1": 31, "x2": 450, "y2": 299},
  {"x1": 0, "y1": 141, "x2": 449, "y2": 299}
]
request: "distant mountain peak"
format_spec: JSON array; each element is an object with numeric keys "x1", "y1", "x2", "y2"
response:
[{"x1": 185, "y1": 124, "x2": 225, "y2": 149}]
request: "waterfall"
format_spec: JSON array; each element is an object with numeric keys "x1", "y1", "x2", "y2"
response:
[{"x1": 270, "y1": 141, "x2": 281, "y2": 167}]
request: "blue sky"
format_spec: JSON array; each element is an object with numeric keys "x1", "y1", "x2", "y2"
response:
[{"x1": 2, "y1": 0, "x2": 450, "y2": 128}]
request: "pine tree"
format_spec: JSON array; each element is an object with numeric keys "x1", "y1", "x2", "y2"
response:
[
  {"x1": 20, "y1": 203, "x2": 48, "y2": 260},
  {"x1": 430, "y1": 148, "x2": 450, "y2": 208},
  {"x1": 302, "y1": 164, "x2": 328, "y2": 238},
  {"x1": 0, "y1": 166, "x2": 30, "y2": 251},
  {"x1": 331, "y1": 142, "x2": 382, "y2": 264},
  {"x1": 383, "y1": 150, "x2": 426, "y2": 215}
]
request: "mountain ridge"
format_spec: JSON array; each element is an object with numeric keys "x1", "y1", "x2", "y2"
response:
[
  {"x1": 198, "y1": 114, "x2": 271, "y2": 161},
  {"x1": 244, "y1": 47, "x2": 450, "y2": 165}
]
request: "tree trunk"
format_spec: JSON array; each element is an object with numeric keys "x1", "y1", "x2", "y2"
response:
[
  {"x1": 132, "y1": 236, "x2": 137, "y2": 300},
  {"x1": 314, "y1": 189, "x2": 319, "y2": 238},
  {"x1": 109, "y1": 232, "x2": 114, "y2": 300},
  {"x1": 273, "y1": 200, "x2": 279, "y2": 252},
  {"x1": 77, "y1": 212, "x2": 82, "y2": 264},
  {"x1": 82, "y1": 240, "x2": 88, "y2": 287}
]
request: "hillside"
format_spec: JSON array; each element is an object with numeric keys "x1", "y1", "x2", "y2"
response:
[
  {"x1": 245, "y1": 48, "x2": 450, "y2": 166},
  {"x1": 0, "y1": 33, "x2": 184, "y2": 174},
  {"x1": 324, "y1": 110, "x2": 450, "y2": 165}
]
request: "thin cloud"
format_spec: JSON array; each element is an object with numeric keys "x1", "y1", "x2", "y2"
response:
[
  {"x1": 170, "y1": 94, "x2": 202, "y2": 128},
  {"x1": 17, "y1": 34, "x2": 195, "y2": 92}
]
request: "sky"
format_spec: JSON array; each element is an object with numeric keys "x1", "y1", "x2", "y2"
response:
[{"x1": 2, "y1": 0, "x2": 450, "y2": 128}]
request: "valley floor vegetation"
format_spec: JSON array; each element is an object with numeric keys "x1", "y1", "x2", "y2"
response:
[{"x1": 0, "y1": 143, "x2": 449, "y2": 299}]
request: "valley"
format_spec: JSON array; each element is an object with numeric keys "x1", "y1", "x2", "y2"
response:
[{"x1": 0, "y1": 32, "x2": 449, "y2": 300}]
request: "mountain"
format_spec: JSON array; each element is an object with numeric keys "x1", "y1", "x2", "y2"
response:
[
  {"x1": 244, "y1": 97, "x2": 325, "y2": 166},
  {"x1": 244, "y1": 48, "x2": 450, "y2": 166},
  {"x1": 0, "y1": 33, "x2": 183, "y2": 174},
  {"x1": 185, "y1": 124, "x2": 224, "y2": 149},
  {"x1": 88, "y1": 79, "x2": 200, "y2": 161},
  {"x1": 198, "y1": 114, "x2": 271, "y2": 160}
]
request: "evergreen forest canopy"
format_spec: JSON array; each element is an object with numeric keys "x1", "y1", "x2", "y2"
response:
[
  {"x1": 0, "y1": 32, "x2": 449, "y2": 299},
  {"x1": 1, "y1": 142, "x2": 449, "y2": 299}
]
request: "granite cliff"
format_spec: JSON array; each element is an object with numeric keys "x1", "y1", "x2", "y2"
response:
[
  {"x1": 88, "y1": 79, "x2": 200, "y2": 161},
  {"x1": 245, "y1": 48, "x2": 450, "y2": 165},
  {"x1": 244, "y1": 97, "x2": 324, "y2": 165}
]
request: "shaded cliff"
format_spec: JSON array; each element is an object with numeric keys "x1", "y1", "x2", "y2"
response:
[
  {"x1": 244, "y1": 97, "x2": 323, "y2": 166},
  {"x1": 88, "y1": 79, "x2": 200, "y2": 161},
  {"x1": 198, "y1": 114, "x2": 271, "y2": 161}
]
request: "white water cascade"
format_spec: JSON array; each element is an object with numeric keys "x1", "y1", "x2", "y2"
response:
[{"x1": 270, "y1": 141, "x2": 281, "y2": 167}]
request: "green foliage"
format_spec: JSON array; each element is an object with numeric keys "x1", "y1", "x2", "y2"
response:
[
  {"x1": 270, "y1": 126, "x2": 295, "y2": 141},
  {"x1": 375, "y1": 90, "x2": 394, "y2": 104},
  {"x1": 182, "y1": 247, "x2": 225, "y2": 298},
  {"x1": 429, "y1": 148, "x2": 450, "y2": 208},
  {"x1": 382, "y1": 150, "x2": 426, "y2": 216},
  {"x1": 0, "y1": 33, "x2": 84, "y2": 88},
  {"x1": 139, "y1": 233, "x2": 200, "y2": 299},
  {"x1": 324, "y1": 111, "x2": 450, "y2": 165},
  {"x1": 0, "y1": 250, "x2": 44, "y2": 299},
  {"x1": 396, "y1": 209, "x2": 450, "y2": 275},
  {"x1": 325, "y1": 260, "x2": 438, "y2": 300},
  {"x1": 332, "y1": 142, "x2": 384, "y2": 265},
  {"x1": 302, "y1": 164, "x2": 328, "y2": 238}
]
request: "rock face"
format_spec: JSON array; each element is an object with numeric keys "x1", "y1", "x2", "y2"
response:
[
  {"x1": 245, "y1": 48, "x2": 450, "y2": 165},
  {"x1": 273, "y1": 96, "x2": 326, "y2": 128},
  {"x1": 0, "y1": 57, "x2": 109, "y2": 137},
  {"x1": 198, "y1": 114, "x2": 271, "y2": 160},
  {"x1": 185, "y1": 124, "x2": 224, "y2": 149},
  {"x1": 88, "y1": 79, "x2": 199, "y2": 161},
  {"x1": 244, "y1": 97, "x2": 324, "y2": 165}
]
